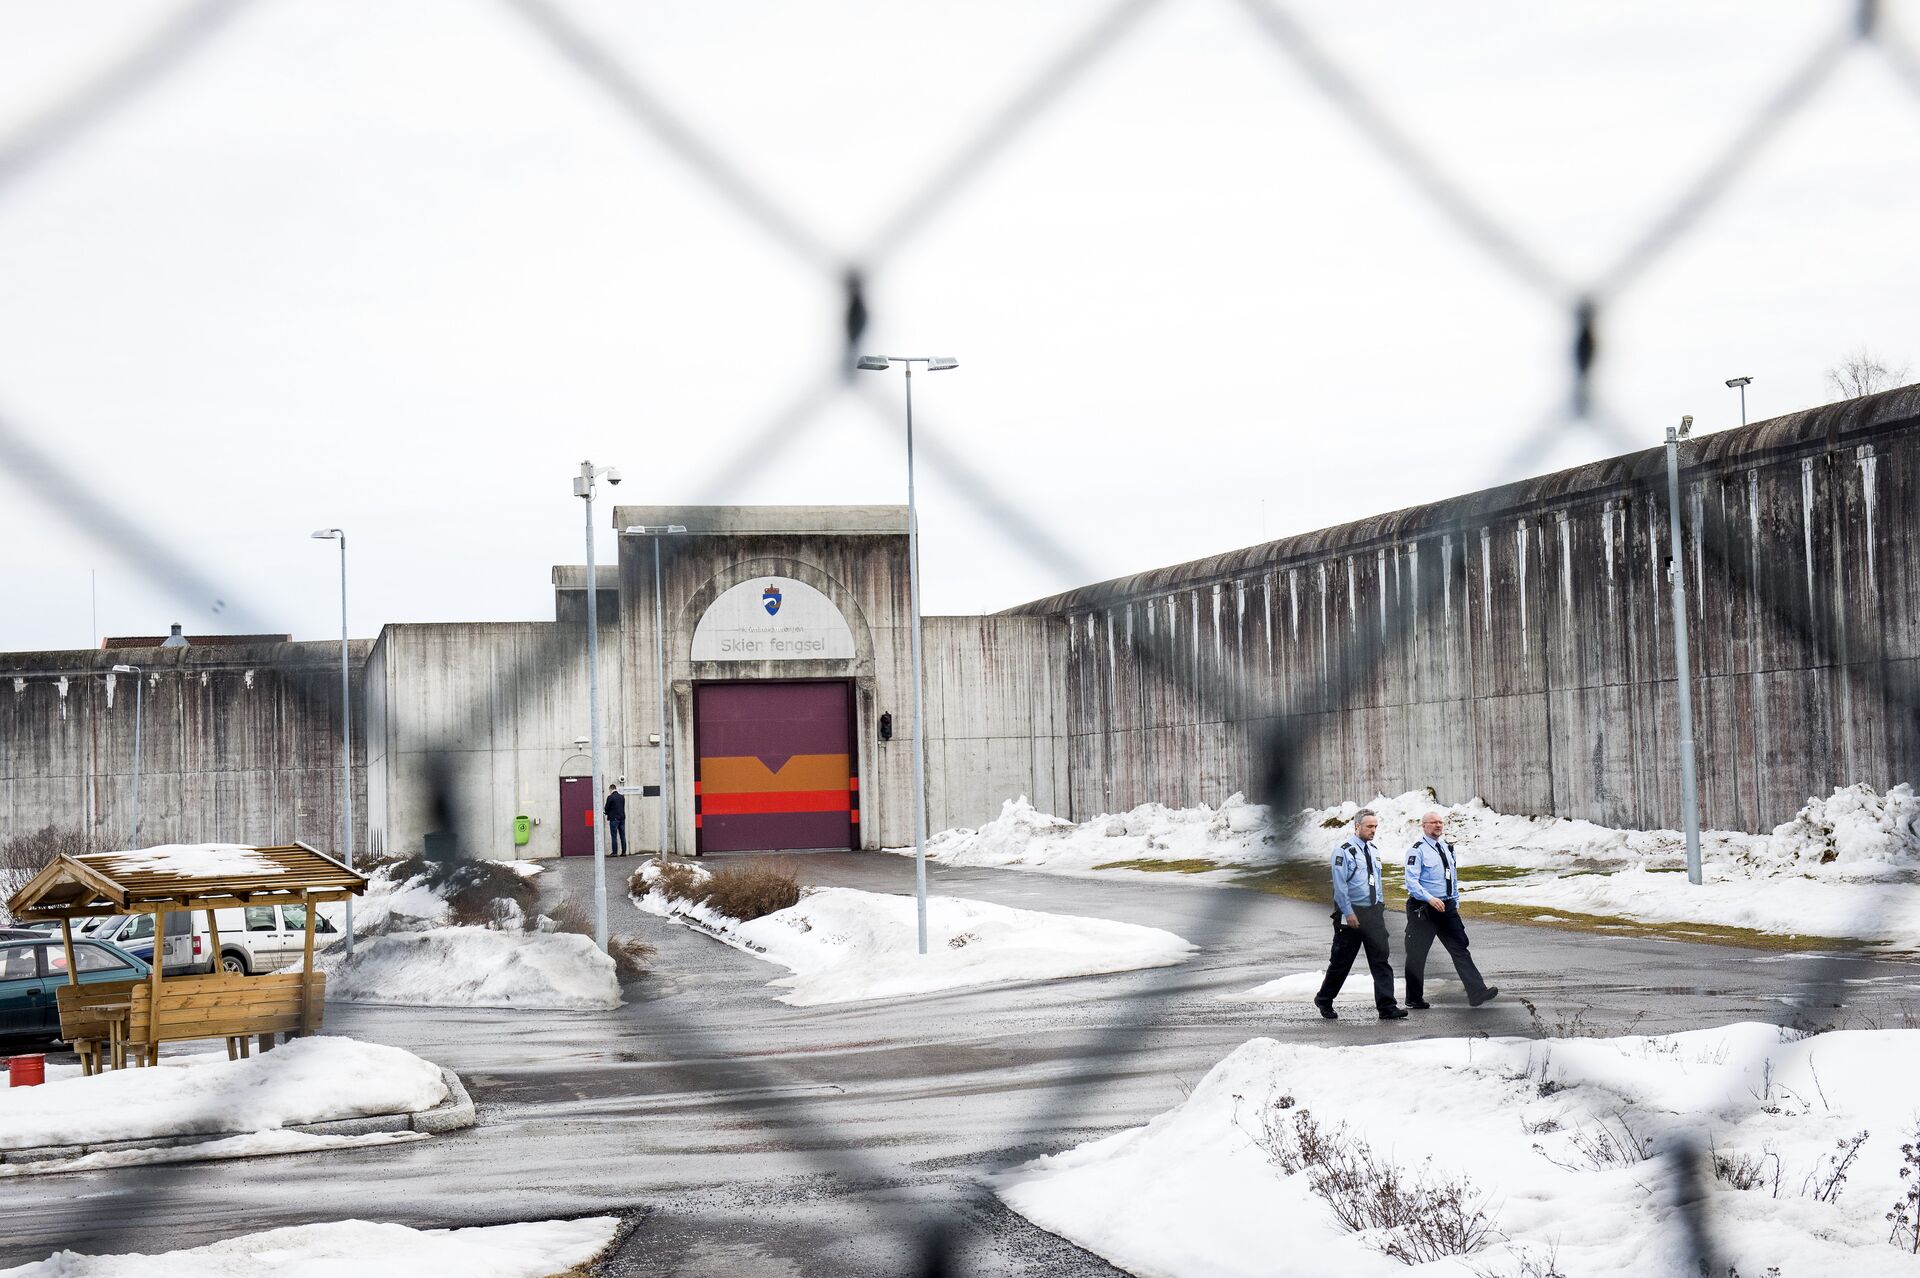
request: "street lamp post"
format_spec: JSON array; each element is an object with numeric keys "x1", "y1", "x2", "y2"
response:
[
  {"x1": 1725, "y1": 376, "x2": 1753, "y2": 427},
  {"x1": 574, "y1": 461, "x2": 621, "y2": 951},
  {"x1": 110, "y1": 664, "x2": 143, "y2": 846},
  {"x1": 622, "y1": 524, "x2": 688, "y2": 860},
  {"x1": 311, "y1": 529, "x2": 354, "y2": 955},
  {"x1": 855, "y1": 353, "x2": 958, "y2": 957},
  {"x1": 1665, "y1": 416, "x2": 1703, "y2": 886}
]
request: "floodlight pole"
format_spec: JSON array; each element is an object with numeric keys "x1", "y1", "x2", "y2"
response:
[
  {"x1": 312, "y1": 529, "x2": 355, "y2": 954},
  {"x1": 1665, "y1": 423, "x2": 1703, "y2": 886},
  {"x1": 576, "y1": 460, "x2": 614, "y2": 951},
  {"x1": 856, "y1": 354, "x2": 958, "y2": 957}
]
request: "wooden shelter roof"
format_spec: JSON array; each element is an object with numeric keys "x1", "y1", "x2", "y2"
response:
[{"x1": 5, "y1": 842, "x2": 367, "y2": 920}]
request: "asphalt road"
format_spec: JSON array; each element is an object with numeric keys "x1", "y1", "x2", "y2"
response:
[{"x1": 8, "y1": 852, "x2": 1920, "y2": 1275}]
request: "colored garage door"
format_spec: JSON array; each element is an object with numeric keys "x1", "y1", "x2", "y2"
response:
[{"x1": 695, "y1": 681, "x2": 856, "y2": 853}]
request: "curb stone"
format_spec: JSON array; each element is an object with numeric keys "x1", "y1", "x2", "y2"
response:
[{"x1": 0, "y1": 1065, "x2": 475, "y2": 1169}]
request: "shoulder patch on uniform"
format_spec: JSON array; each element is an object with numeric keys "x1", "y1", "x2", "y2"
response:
[{"x1": 1407, "y1": 853, "x2": 1418, "y2": 865}]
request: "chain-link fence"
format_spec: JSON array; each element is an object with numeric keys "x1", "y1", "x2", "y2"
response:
[{"x1": 3, "y1": 1, "x2": 1919, "y2": 1273}]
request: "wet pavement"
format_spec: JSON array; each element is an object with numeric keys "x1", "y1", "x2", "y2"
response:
[{"x1": 7, "y1": 851, "x2": 1919, "y2": 1274}]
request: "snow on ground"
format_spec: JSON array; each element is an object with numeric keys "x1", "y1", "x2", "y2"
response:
[
  {"x1": 353, "y1": 857, "x2": 544, "y2": 932},
  {"x1": 0, "y1": 1215, "x2": 621, "y2": 1277},
  {"x1": 0, "y1": 1037, "x2": 446, "y2": 1149},
  {"x1": 314, "y1": 928, "x2": 620, "y2": 1011},
  {"x1": 1214, "y1": 971, "x2": 1323, "y2": 1004},
  {"x1": 0, "y1": 1129, "x2": 425, "y2": 1179},
  {"x1": 634, "y1": 865, "x2": 1194, "y2": 1006},
  {"x1": 1002, "y1": 1023, "x2": 1920, "y2": 1277},
  {"x1": 908, "y1": 784, "x2": 1920, "y2": 943}
]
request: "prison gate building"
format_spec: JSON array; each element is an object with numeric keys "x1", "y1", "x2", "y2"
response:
[{"x1": 4, "y1": 385, "x2": 1917, "y2": 859}]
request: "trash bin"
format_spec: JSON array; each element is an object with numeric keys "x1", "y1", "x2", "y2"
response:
[
  {"x1": 513, "y1": 814, "x2": 532, "y2": 847},
  {"x1": 8, "y1": 1053, "x2": 45, "y2": 1087}
]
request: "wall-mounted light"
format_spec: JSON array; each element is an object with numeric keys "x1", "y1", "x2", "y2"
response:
[{"x1": 879, "y1": 711, "x2": 894, "y2": 742}]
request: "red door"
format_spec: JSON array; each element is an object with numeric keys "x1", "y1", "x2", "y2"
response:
[
  {"x1": 695, "y1": 681, "x2": 856, "y2": 853},
  {"x1": 559, "y1": 775, "x2": 596, "y2": 856}
]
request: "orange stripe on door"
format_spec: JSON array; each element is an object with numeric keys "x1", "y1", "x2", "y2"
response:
[{"x1": 699, "y1": 754, "x2": 850, "y2": 794}]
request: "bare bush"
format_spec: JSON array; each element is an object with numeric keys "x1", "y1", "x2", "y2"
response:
[
  {"x1": 543, "y1": 896, "x2": 596, "y2": 936},
  {"x1": 638, "y1": 860, "x2": 705, "y2": 903},
  {"x1": 0, "y1": 824, "x2": 93, "y2": 871},
  {"x1": 383, "y1": 854, "x2": 539, "y2": 928},
  {"x1": 1891, "y1": 1122, "x2": 1920, "y2": 1252},
  {"x1": 697, "y1": 861, "x2": 802, "y2": 922},
  {"x1": 608, "y1": 936, "x2": 656, "y2": 983},
  {"x1": 1804, "y1": 1131, "x2": 1868, "y2": 1204},
  {"x1": 1533, "y1": 1111, "x2": 1655, "y2": 1171},
  {"x1": 1245, "y1": 1092, "x2": 1497, "y2": 1265},
  {"x1": 1711, "y1": 1140, "x2": 1783, "y2": 1195}
]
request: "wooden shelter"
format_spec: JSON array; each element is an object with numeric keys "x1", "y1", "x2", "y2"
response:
[{"x1": 6, "y1": 842, "x2": 366, "y2": 1070}]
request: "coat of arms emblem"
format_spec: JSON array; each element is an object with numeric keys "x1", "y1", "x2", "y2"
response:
[{"x1": 762, "y1": 584, "x2": 782, "y2": 616}]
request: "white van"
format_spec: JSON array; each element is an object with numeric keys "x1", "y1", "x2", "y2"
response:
[{"x1": 201, "y1": 903, "x2": 344, "y2": 975}]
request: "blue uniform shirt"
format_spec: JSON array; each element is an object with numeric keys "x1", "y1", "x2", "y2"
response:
[
  {"x1": 1330, "y1": 837, "x2": 1383, "y2": 915},
  {"x1": 1404, "y1": 835, "x2": 1459, "y2": 905}
]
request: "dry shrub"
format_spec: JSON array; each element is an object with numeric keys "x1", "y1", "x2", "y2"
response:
[
  {"x1": 543, "y1": 896, "x2": 596, "y2": 936},
  {"x1": 384, "y1": 854, "x2": 539, "y2": 926},
  {"x1": 637, "y1": 860, "x2": 705, "y2": 903},
  {"x1": 608, "y1": 936, "x2": 656, "y2": 982},
  {"x1": 698, "y1": 861, "x2": 801, "y2": 922},
  {"x1": 0, "y1": 824, "x2": 93, "y2": 871}
]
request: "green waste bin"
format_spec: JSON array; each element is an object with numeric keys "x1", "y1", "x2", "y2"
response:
[{"x1": 513, "y1": 814, "x2": 532, "y2": 847}]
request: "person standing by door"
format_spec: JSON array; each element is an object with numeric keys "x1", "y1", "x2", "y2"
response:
[
  {"x1": 605, "y1": 783, "x2": 628, "y2": 856},
  {"x1": 1313, "y1": 808, "x2": 1409, "y2": 1021}
]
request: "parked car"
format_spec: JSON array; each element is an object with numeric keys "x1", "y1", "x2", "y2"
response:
[
  {"x1": 81, "y1": 912, "x2": 211, "y2": 975},
  {"x1": 0, "y1": 936, "x2": 149, "y2": 1042},
  {"x1": 0, "y1": 927, "x2": 46, "y2": 941},
  {"x1": 205, "y1": 902, "x2": 342, "y2": 975}
]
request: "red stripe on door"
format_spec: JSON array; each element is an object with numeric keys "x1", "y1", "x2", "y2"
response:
[{"x1": 701, "y1": 789, "x2": 853, "y2": 816}]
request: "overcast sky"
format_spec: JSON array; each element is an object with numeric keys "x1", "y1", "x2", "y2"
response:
[{"x1": 0, "y1": 0, "x2": 1915, "y2": 652}]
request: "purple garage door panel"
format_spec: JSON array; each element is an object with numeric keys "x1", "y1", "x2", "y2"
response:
[
  {"x1": 695, "y1": 682, "x2": 850, "y2": 759},
  {"x1": 697, "y1": 681, "x2": 854, "y2": 854}
]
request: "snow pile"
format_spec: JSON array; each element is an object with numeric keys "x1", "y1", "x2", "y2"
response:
[
  {"x1": 909, "y1": 785, "x2": 1920, "y2": 943},
  {"x1": 634, "y1": 865, "x2": 1195, "y2": 1006},
  {"x1": 103, "y1": 843, "x2": 285, "y2": 878},
  {"x1": 1, "y1": 1215, "x2": 621, "y2": 1277},
  {"x1": 314, "y1": 928, "x2": 620, "y2": 1010},
  {"x1": 0, "y1": 1037, "x2": 446, "y2": 1149},
  {"x1": 1003, "y1": 1024, "x2": 1920, "y2": 1278},
  {"x1": 916, "y1": 794, "x2": 1277, "y2": 874}
]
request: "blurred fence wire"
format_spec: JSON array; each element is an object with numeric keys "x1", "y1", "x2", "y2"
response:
[{"x1": 2, "y1": 0, "x2": 1919, "y2": 1273}]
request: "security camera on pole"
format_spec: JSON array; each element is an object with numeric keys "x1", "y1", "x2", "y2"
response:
[{"x1": 574, "y1": 460, "x2": 621, "y2": 952}]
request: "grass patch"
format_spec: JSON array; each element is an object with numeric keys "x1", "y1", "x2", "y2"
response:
[
  {"x1": 1091, "y1": 857, "x2": 1224, "y2": 874},
  {"x1": 1456, "y1": 863, "x2": 1533, "y2": 883}
]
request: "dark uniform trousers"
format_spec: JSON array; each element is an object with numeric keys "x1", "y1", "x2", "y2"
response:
[
  {"x1": 1315, "y1": 903, "x2": 1396, "y2": 1010},
  {"x1": 1404, "y1": 900, "x2": 1489, "y2": 1005}
]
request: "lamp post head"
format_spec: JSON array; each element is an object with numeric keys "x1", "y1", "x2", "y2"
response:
[
  {"x1": 311, "y1": 528, "x2": 342, "y2": 540},
  {"x1": 926, "y1": 357, "x2": 959, "y2": 372},
  {"x1": 111, "y1": 664, "x2": 138, "y2": 674},
  {"x1": 622, "y1": 524, "x2": 690, "y2": 535},
  {"x1": 855, "y1": 355, "x2": 892, "y2": 372},
  {"x1": 1725, "y1": 376, "x2": 1752, "y2": 389}
]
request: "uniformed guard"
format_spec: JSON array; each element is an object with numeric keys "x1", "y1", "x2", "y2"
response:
[
  {"x1": 1312, "y1": 808, "x2": 1408, "y2": 1020},
  {"x1": 1402, "y1": 809, "x2": 1499, "y2": 1009}
]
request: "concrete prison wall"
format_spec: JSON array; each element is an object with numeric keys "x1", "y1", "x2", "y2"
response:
[
  {"x1": 922, "y1": 616, "x2": 1072, "y2": 834},
  {"x1": 363, "y1": 621, "x2": 626, "y2": 861},
  {"x1": 1009, "y1": 386, "x2": 1920, "y2": 834},
  {"x1": 1, "y1": 641, "x2": 368, "y2": 853}
]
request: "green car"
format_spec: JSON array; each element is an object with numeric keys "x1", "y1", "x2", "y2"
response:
[{"x1": 0, "y1": 935, "x2": 150, "y2": 1043}]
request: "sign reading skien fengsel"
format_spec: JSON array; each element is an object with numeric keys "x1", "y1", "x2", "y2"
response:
[{"x1": 691, "y1": 578, "x2": 857, "y2": 662}]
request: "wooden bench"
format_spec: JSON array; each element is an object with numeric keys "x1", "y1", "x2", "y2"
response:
[
  {"x1": 56, "y1": 980, "x2": 140, "y2": 1076},
  {"x1": 124, "y1": 972, "x2": 327, "y2": 1067}
]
